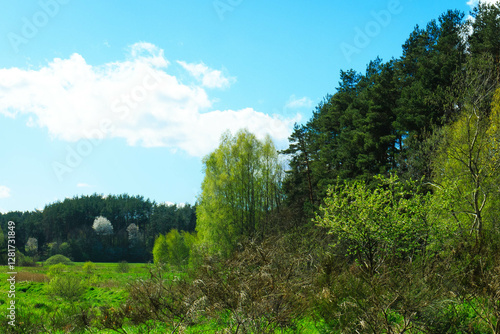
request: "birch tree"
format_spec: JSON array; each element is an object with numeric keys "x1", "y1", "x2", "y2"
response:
[
  {"x1": 431, "y1": 57, "x2": 500, "y2": 247},
  {"x1": 197, "y1": 130, "x2": 284, "y2": 256}
]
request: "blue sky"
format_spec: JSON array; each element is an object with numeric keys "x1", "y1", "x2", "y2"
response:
[{"x1": 0, "y1": 0, "x2": 488, "y2": 212}]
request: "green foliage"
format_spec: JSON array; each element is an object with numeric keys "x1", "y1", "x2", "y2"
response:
[
  {"x1": 153, "y1": 229, "x2": 194, "y2": 268},
  {"x1": 46, "y1": 274, "x2": 87, "y2": 301},
  {"x1": 82, "y1": 261, "x2": 95, "y2": 275},
  {"x1": 280, "y1": 9, "x2": 500, "y2": 221},
  {"x1": 431, "y1": 67, "x2": 500, "y2": 247},
  {"x1": 45, "y1": 254, "x2": 73, "y2": 266},
  {"x1": 197, "y1": 129, "x2": 284, "y2": 256},
  {"x1": 101, "y1": 267, "x2": 192, "y2": 332},
  {"x1": 59, "y1": 242, "x2": 70, "y2": 256},
  {"x1": 468, "y1": 2, "x2": 500, "y2": 60},
  {"x1": 0, "y1": 194, "x2": 196, "y2": 265},
  {"x1": 314, "y1": 175, "x2": 429, "y2": 274},
  {"x1": 152, "y1": 234, "x2": 168, "y2": 265},
  {"x1": 0, "y1": 262, "x2": 149, "y2": 333},
  {"x1": 166, "y1": 229, "x2": 190, "y2": 268},
  {"x1": 116, "y1": 260, "x2": 130, "y2": 273},
  {"x1": 16, "y1": 251, "x2": 36, "y2": 267},
  {"x1": 0, "y1": 228, "x2": 4, "y2": 251},
  {"x1": 396, "y1": 10, "x2": 465, "y2": 132},
  {"x1": 48, "y1": 263, "x2": 67, "y2": 278},
  {"x1": 187, "y1": 237, "x2": 206, "y2": 271}
]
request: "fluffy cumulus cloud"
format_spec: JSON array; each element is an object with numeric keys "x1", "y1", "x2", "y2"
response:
[
  {"x1": 0, "y1": 186, "x2": 11, "y2": 199},
  {"x1": 0, "y1": 42, "x2": 297, "y2": 157}
]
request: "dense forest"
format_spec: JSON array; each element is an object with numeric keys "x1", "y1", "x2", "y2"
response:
[
  {"x1": 194, "y1": 5, "x2": 500, "y2": 251},
  {"x1": 3, "y1": 3, "x2": 500, "y2": 332},
  {"x1": 0, "y1": 194, "x2": 196, "y2": 263}
]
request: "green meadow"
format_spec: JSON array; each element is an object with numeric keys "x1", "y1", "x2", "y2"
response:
[
  {"x1": 0, "y1": 262, "x2": 173, "y2": 333},
  {"x1": 0, "y1": 261, "x2": 321, "y2": 333}
]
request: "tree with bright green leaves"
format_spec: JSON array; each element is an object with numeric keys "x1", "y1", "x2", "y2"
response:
[
  {"x1": 165, "y1": 229, "x2": 190, "y2": 268},
  {"x1": 314, "y1": 175, "x2": 429, "y2": 275},
  {"x1": 431, "y1": 77, "x2": 500, "y2": 248},
  {"x1": 152, "y1": 234, "x2": 169, "y2": 265},
  {"x1": 152, "y1": 229, "x2": 193, "y2": 268},
  {"x1": 197, "y1": 130, "x2": 284, "y2": 257}
]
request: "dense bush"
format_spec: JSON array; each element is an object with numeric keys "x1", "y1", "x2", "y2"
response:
[
  {"x1": 193, "y1": 237, "x2": 312, "y2": 332},
  {"x1": 82, "y1": 261, "x2": 95, "y2": 275},
  {"x1": 46, "y1": 274, "x2": 87, "y2": 301},
  {"x1": 16, "y1": 251, "x2": 36, "y2": 267},
  {"x1": 45, "y1": 254, "x2": 73, "y2": 266},
  {"x1": 152, "y1": 229, "x2": 194, "y2": 268},
  {"x1": 47, "y1": 263, "x2": 67, "y2": 278}
]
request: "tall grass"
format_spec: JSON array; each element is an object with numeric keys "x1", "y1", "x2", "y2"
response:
[{"x1": 14, "y1": 272, "x2": 49, "y2": 283}]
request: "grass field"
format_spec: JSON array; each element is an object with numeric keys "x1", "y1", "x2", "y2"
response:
[
  {"x1": 0, "y1": 262, "x2": 321, "y2": 333},
  {"x1": 0, "y1": 262, "x2": 176, "y2": 333}
]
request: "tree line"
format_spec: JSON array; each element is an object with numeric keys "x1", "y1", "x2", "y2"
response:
[
  {"x1": 0, "y1": 194, "x2": 196, "y2": 263},
  {"x1": 192, "y1": 4, "x2": 500, "y2": 256},
  {"x1": 283, "y1": 6, "x2": 500, "y2": 220}
]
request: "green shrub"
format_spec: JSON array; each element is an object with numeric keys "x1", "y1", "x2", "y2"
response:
[
  {"x1": 46, "y1": 274, "x2": 86, "y2": 300},
  {"x1": 45, "y1": 254, "x2": 73, "y2": 266},
  {"x1": 16, "y1": 251, "x2": 36, "y2": 267},
  {"x1": 116, "y1": 260, "x2": 129, "y2": 273},
  {"x1": 48, "y1": 263, "x2": 67, "y2": 278},
  {"x1": 82, "y1": 261, "x2": 95, "y2": 275},
  {"x1": 153, "y1": 230, "x2": 194, "y2": 268}
]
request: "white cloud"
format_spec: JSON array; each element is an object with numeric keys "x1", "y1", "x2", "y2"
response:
[
  {"x1": 0, "y1": 43, "x2": 296, "y2": 157},
  {"x1": 285, "y1": 95, "x2": 313, "y2": 109},
  {"x1": 177, "y1": 60, "x2": 235, "y2": 89},
  {"x1": 0, "y1": 186, "x2": 11, "y2": 199},
  {"x1": 163, "y1": 201, "x2": 185, "y2": 207},
  {"x1": 467, "y1": 0, "x2": 500, "y2": 8},
  {"x1": 465, "y1": 0, "x2": 500, "y2": 35}
]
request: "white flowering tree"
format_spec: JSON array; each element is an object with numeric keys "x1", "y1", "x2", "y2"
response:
[
  {"x1": 92, "y1": 216, "x2": 114, "y2": 236},
  {"x1": 25, "y1": 237, "x2": 38, "y2": 256},
  {"x1": 127, "y1": 223, "x2": 140, "y2": 244}
]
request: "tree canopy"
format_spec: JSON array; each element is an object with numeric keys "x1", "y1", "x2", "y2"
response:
[
  {"x1": 197, "y1": 129, "x2": 284, "y2": 256},
  {"x1": 0, "y1": 194, "x2": 196, "y2": 263}
]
